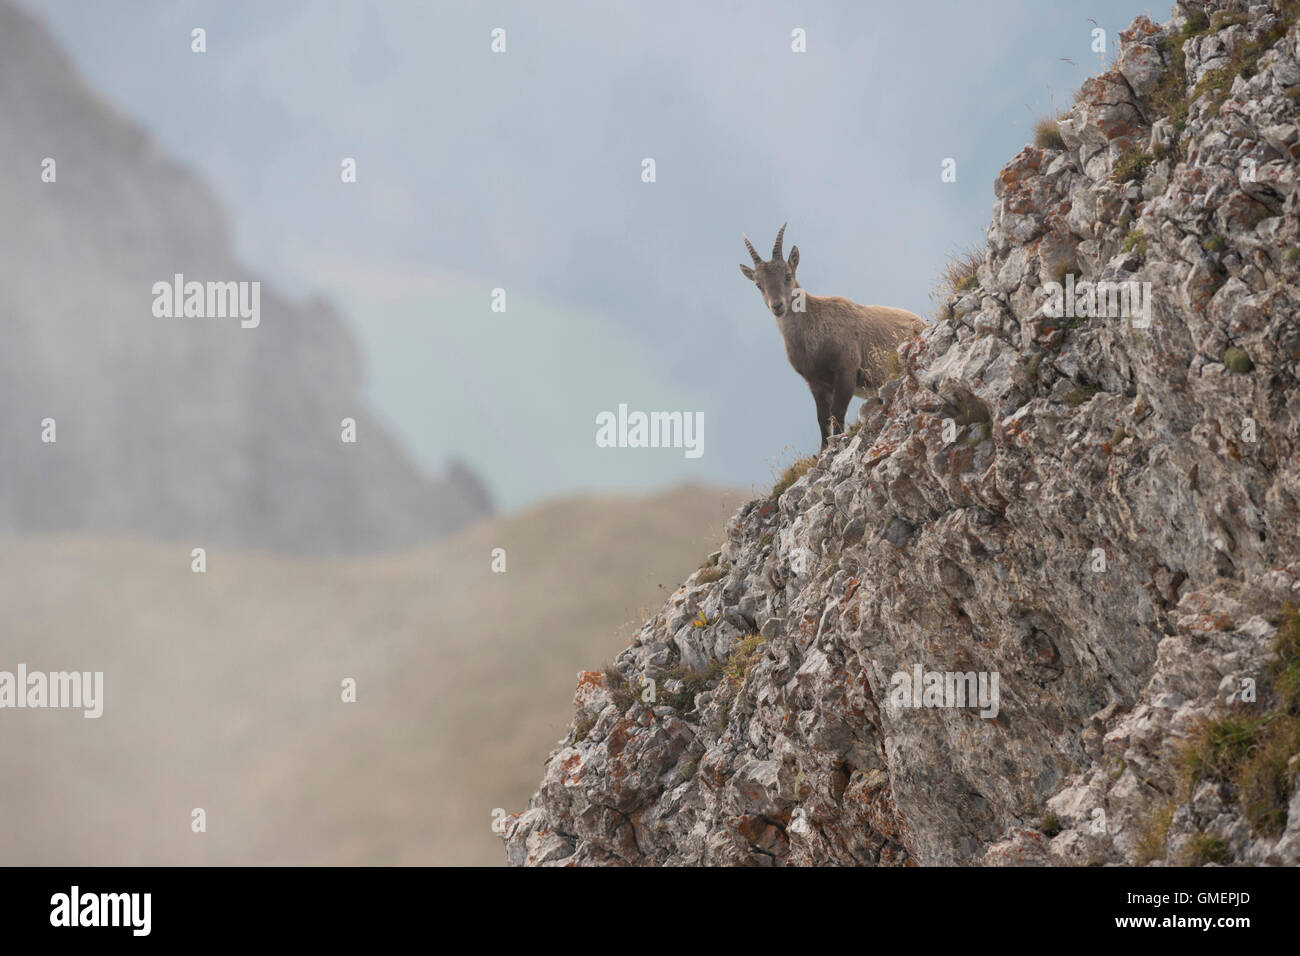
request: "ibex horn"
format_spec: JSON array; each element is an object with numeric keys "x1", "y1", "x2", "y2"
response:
[
  {"x1": 772, "y1": 222, "x2": 787, "y2": 261},
  {"x1": 743, "y1": 235, "x2": 762, "y2": 265}
]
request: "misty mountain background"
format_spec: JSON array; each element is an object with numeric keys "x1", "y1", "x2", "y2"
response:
[{"x1": 30, "y1": 0, "x2": 1153, "y2": 510}]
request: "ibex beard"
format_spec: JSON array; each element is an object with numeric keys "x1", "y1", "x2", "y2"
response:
[{"x1": 740, "y1": 223, "x2": 924, "y2": 450}]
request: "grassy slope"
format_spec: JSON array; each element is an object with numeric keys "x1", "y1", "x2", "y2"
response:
[{"x1": 0, "y1": 483, "x2": 746, "y2": 865}]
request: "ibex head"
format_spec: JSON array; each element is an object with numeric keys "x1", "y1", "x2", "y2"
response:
[{"x1": 739, "y1": 222, "x2": 800, "y2": 318}]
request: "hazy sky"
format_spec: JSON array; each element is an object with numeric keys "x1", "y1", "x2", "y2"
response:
[{"x1": 31, "y1": 0, "x2": 1159, "y2": 508}]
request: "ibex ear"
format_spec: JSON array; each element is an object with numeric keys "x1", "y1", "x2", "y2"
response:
[
  {"x1": 788, "y1": 246, "x2": 799, "y2": 272},
  {"x1": 739, "y1": 264, "x2": 756, "y2": 281}
]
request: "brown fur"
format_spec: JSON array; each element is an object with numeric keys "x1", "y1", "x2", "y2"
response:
[{"x1": 740, "y1": 224, "x2": 924, "y2": 448}]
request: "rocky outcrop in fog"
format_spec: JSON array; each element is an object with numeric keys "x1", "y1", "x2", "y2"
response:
[
  {"x1": 505, "y1": 0, "x2": 1300, "y2": 865},
  {"x1": 0, "y1": 0, "x2": 491, "y2": 554}
]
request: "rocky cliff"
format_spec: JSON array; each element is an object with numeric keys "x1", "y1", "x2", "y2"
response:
[
  {"x1": 0, "y1": 1, "x2": 491, "y2": 554},
  {"x1": 504, "y1": 0, "x2": 1300, "y2": 866}
]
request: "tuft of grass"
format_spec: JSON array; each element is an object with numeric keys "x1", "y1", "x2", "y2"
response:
[
  {"x1": 1146, "y1": 12, "x2": 1212, "y2": 134},
  {"x1": 1121, "y1": 600, "x2": 1300, "y2": 859},
  {"x1": 573, "y1": 713, "x2": 597, "y2": 742},
  {"x1": 1180, "y1": 703, "x2": 1300, "y2": 841},
  {"x1": 1209, "y1": 10, "x2": 1248, "y2": 31},
  {"x1": 933, "y1": 247, "x2": 983, "y2": 312},
  {"x1": 604, "y1": 664, "x2": 643, "y2": 712},
  {"x1": 1228, "y1": 606, "x2": 1300, "y2": 835},
  {"x1": 1182, "y1": 831, "x2": 1232, "y2": 865},
  {"x1": 1122, "y1": 229, "x2": 1148, "y2": 259},
  {"x1": 1039, "y1": 813, "x2": 1063, "y2": 837},
  {"x1": 771, "y1": 456, "x2": 816, "y2": 498},
  {"x1": 1245, "y1": 202, "x2": 1274, "y2": 230},
  {"x1": 1051, "y1": 260, "x2": 1079, "y2": 286},
  {"x1": 1182, "y1": 711, "x2": 1267, "y2": 785},
  {"x1": 1112, "y1": 148, "x2": 1154, "y2": 183},
  {"x1": 660, "y1": 659, "x2": 723, "y2": 711},
  {"x1": 1134, "y1": 800, "x2": 1176, "y2": 865},
  {"x1": 1035, "y1": 115, "x2": 1066, "y2": 150},
  {"x1": 1062, "y1": 383, "x2": 1101, "y2": 407},
  {"x1": 1022, "y1": 353, "x2": 1043, "y2": 380},
  {"x1": 695, "y1": 564, "x2": 726, "y2": 584},
  {"x1": 1202, "y1": 234, "x2": 1227, "y2": 253},
  {"x1": 1272, "y1": 604, "x2": 1300, "y2": 715},
  {"x1": 680, "y1": 756, "x2": 699, "y2": 781},
  {"x1": 1181, "y1": 9, "x2": 1211, "y2": 35},
  {"x1": 1238, "y1": 716, "x2": 1300, "y2": 836},
  {"x1": 885, "y1": 349, "x2": 902, "y2": 380},
  {"x1": 723, "y1": 633, "x2": 766, "y2": 689}
]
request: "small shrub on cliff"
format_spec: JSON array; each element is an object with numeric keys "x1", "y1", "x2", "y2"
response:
[{"x1": 1223, "y1": 346, "x2": 1254, "y2": 373}]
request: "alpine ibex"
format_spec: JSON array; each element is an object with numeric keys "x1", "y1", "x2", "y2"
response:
[{"x1": 740, "y1": 223, "x2": 924, "y2": 449}]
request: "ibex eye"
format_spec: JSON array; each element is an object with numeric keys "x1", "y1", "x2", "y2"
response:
[{"x1": 786, "y1": 274, "x2": 792, "y2": 281}]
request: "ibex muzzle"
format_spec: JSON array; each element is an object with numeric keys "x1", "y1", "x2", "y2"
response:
[{"x1": 739, "y1": 223, "x2": 925, "y2": 450}]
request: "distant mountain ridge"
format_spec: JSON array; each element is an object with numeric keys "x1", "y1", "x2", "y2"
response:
[{"x1": 0, "y1": 0, "x2": 490, "y2": 553}]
